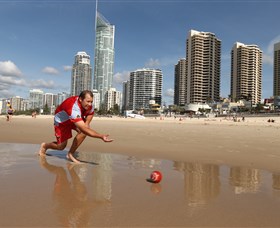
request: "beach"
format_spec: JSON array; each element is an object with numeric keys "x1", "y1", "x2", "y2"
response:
[{"x1": 1, "y1": 115, "x2": 280, "y2": 227}]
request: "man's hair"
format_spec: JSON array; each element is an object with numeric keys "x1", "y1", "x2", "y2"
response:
[{"x1": 79, "y1": 90, "x2": 93, "y2": 100}]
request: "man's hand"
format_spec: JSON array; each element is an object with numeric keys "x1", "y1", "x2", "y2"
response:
[{"x1": 102, "y1": 135, "x2": 113, "y2": 142}]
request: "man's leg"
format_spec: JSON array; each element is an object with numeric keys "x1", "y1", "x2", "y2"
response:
[
  {"x1": 67, "y1": 132, "x2": 87, "y2": 163},
  {"x1": 38, "y1": 141, "x2": 67, "y2": 156}
]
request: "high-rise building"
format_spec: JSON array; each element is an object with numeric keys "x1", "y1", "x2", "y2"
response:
[
  {"x1": 92, "y1": 89, "x2": 100, "y2": 111},
  {"x1": 56, "y1": 92, "x2": 70, "y2": 106},
  {"x1": 43, "y1": 93, "x2": 57, "y2": 114},
  {"x1": 10, "y1": 96, "x2": 23, "y2": 111},
  {"x1": 93, "y1": 11, "x2": 115, "y2": 103},
  {"x1": 21, "y1": 99, "x2": 29, "y2": 111},
  {"x1": 174, "y1": 59, "x2": 187, "y2": 106},
  {"x1": 122, "y1": 81, "x2": 130, "y2": 112},
  {"x1": 43, "y1": 93, "x2": 54, "y2": 108},
  {"x1": 104, "y1": 88, "x2": 122, "y2": 111},
  {"x1": 71, "y1": 51, "x2": 92, "y2": 96},
  {"x1": 129, "y1": 68, "x2": 162, "y2": 111},
  {"x1": 231, "y1": 42, "x2": 262, "y2": 104},
  {"x1": 186, "y1": 30, "x2": 221, "y2": 104},
  {"x1": 29, "y1": 89, "x2": 44, "y2": 110},
  {"x1": 273, "y1": 42, "x2": 280, "y2": 97}
]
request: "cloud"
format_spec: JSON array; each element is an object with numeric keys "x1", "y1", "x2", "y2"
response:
[
  {"x1": 145, "y1": 58, "x2": 161, "y2": 68},
  {"x1": 42, "y1": 66, "x2": 59, "y2": 75},
  {"x1": 266, "y1": 35, "x2": 280, "y2": 53},
  {"x1": 0, "y1": 88, "x2": 13, "y2": 98},
  {"x1": 262, "y1": 35, "x2": 280, "y2": 66},
  {"x1": 164, "y1": 88, "x2": 174, "y2": 97},
  {"x1": 29, "y1": 79, "x2": 55, "y2": 89},
  {"x1": 113, "y1": 71, "x2": 130, "y2": 85},
  {"x1": 0, "y1": 75, "x2": 27, "y2": 86},
  {"x1": 63, "y1": 65, "x2": 72, "y2": 71},
  {"x1": 0, "y1": 61, "x2": 22, "y2": 77},
  {"x1": 262, "y1": 53, "x2": 273, "y2": 65}
]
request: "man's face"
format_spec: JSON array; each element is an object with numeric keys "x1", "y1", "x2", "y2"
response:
[{"x1": 80, "y1": 94, "x2": 93, "y2": 110}]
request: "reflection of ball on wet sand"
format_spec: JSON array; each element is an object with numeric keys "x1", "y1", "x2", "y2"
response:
[{"x1": 150, "y1": 184, "x2": 162, "y2": 194}]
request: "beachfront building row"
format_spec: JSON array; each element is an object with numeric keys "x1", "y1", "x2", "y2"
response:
[
  {"x1": 0, "y1": 90, "x2": 70, "y2": 114},
  {"x1": 174, "y1": 29, "x2": 264, "y2": 107}
]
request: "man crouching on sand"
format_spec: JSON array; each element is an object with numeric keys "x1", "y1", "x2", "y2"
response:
[{"x1": 38, "y1": 90, "x2": 113, "y2": 163}]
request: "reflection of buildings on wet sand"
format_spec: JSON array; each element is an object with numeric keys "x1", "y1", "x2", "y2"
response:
[
  {"x1": 272, "y1": 174, "x2": 280, "y2": 190},
  {"x1": 272, "y1": 173, "x2": 280, "y2": 197},
  {"x1": 229, "y1": 167, "x2": 261, "y2": 194},
  {"x1": 91, "y1": 154, "x2": 113, "y2": 202},
  {"x1": 127, "y1": 157, "x2": 162, "y2": 169},
  {"x1": 174, "y1": 162, "x2": 220, "y2": 206}
]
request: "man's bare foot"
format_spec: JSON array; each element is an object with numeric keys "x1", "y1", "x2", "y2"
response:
[
  {"x1": 38, "y1": 143, "x2": 47, "y2": 156},
  {"x1": 67, "y1": 153, "x2": 82, "y2": 164}
]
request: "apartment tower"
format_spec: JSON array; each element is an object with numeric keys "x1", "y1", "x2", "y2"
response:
[
  {"x1": 104, "y1": 88, "x2": 122, "y2": 111},
  {"x1": 186, "y1": 30, "x2": 221, "y2": 104},
  {"x1": 273, "y1": 42, "x2": 280, "y2": 96},
  {"x1": 174, "y1": 58, "x2": 187, "y2": 106},
  {"x1": 129, "y1": 69, "x2": 162, "y2": 111},
  {"x1": 93, "y1": 11, "x2": 115, "y2": 103},
  {"x1": 71, "y1": 51, "x2": 92, "y2": 96},
  {"x1": 122, "y1": 81, "x2": 130, "y2": 112},
  {"x1": 231, "y1": 42, "x2": 262, "y2": 104},
  {"x1": 29, "y1": 89, "x2": 44, "y2": 109}
]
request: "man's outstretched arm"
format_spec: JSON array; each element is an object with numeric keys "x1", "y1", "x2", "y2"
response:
[{"x1": 74, "y1": 120, "x2": 113, "y2": 142}]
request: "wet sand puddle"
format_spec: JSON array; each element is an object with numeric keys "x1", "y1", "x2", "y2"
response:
[{"x1": 1, "y1": 143, "x2": 280, "y2": 227}]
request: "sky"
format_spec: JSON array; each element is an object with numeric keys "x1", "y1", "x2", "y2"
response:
[{"x1": 0, "y1": 0, "x2": 280, "y2": 105}]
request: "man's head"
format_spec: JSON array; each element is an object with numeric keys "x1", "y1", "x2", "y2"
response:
[{"x1": 79, "y1": 90, "x2": 93, "y2": 110}]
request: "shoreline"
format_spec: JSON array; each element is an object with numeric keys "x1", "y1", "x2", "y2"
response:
[{"x1": 1, "y1": 114, "x2": 280, "y2": 166}]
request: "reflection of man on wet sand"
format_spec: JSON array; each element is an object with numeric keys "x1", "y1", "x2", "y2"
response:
[{"x1": 39, "y1": 157, "x2": 92, "y2": 227}]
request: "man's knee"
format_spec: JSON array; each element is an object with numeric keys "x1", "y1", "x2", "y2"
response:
[
  {"x1": 77, "y1": 132, "x2": 87, "y2": 139},
  {"x1": 57, "y1": 142, "x2": 67, "y2": 150}
]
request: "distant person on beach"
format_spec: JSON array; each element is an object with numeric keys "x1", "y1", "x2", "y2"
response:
[
  {"x1": 6, "y1": 104, "x2": 14, "y2": 122},
  {"x1": 38, "y1": 90, "x2": 113, "y2": 163},
  {"x1": 32, "y1": 111, "x2": 37, "y2": 118}
]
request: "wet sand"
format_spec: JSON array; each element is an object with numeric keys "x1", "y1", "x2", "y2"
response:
[{"x1": 1, "y1": 115, "x2": 280, "y2": 227}]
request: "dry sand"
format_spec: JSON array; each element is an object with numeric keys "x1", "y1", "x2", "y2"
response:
[{"x1": 1, "y1": 115, "x2": 280, "y2": 227}]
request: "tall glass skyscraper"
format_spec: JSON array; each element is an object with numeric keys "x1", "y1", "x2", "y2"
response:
[
  {"x1": 93, "y1": 11, "x2": 115, "y2": 103},
  {"x1": 71, "y1": 51, "x2": 92, "y2": 96}
]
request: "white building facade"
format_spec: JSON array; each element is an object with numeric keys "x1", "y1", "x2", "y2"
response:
[
  {"x1": 29, "y1": 89, "x2": 44, "y2": 110},
  {"x1": 104, "y1": 88, "x2": 122, "y2": 111},
  {"x1": 92, "y1": 89, "x2": 100, "y2": 111},
  {"x1": 129, "y1": 68, "x2": 162, "y2": 111}
]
